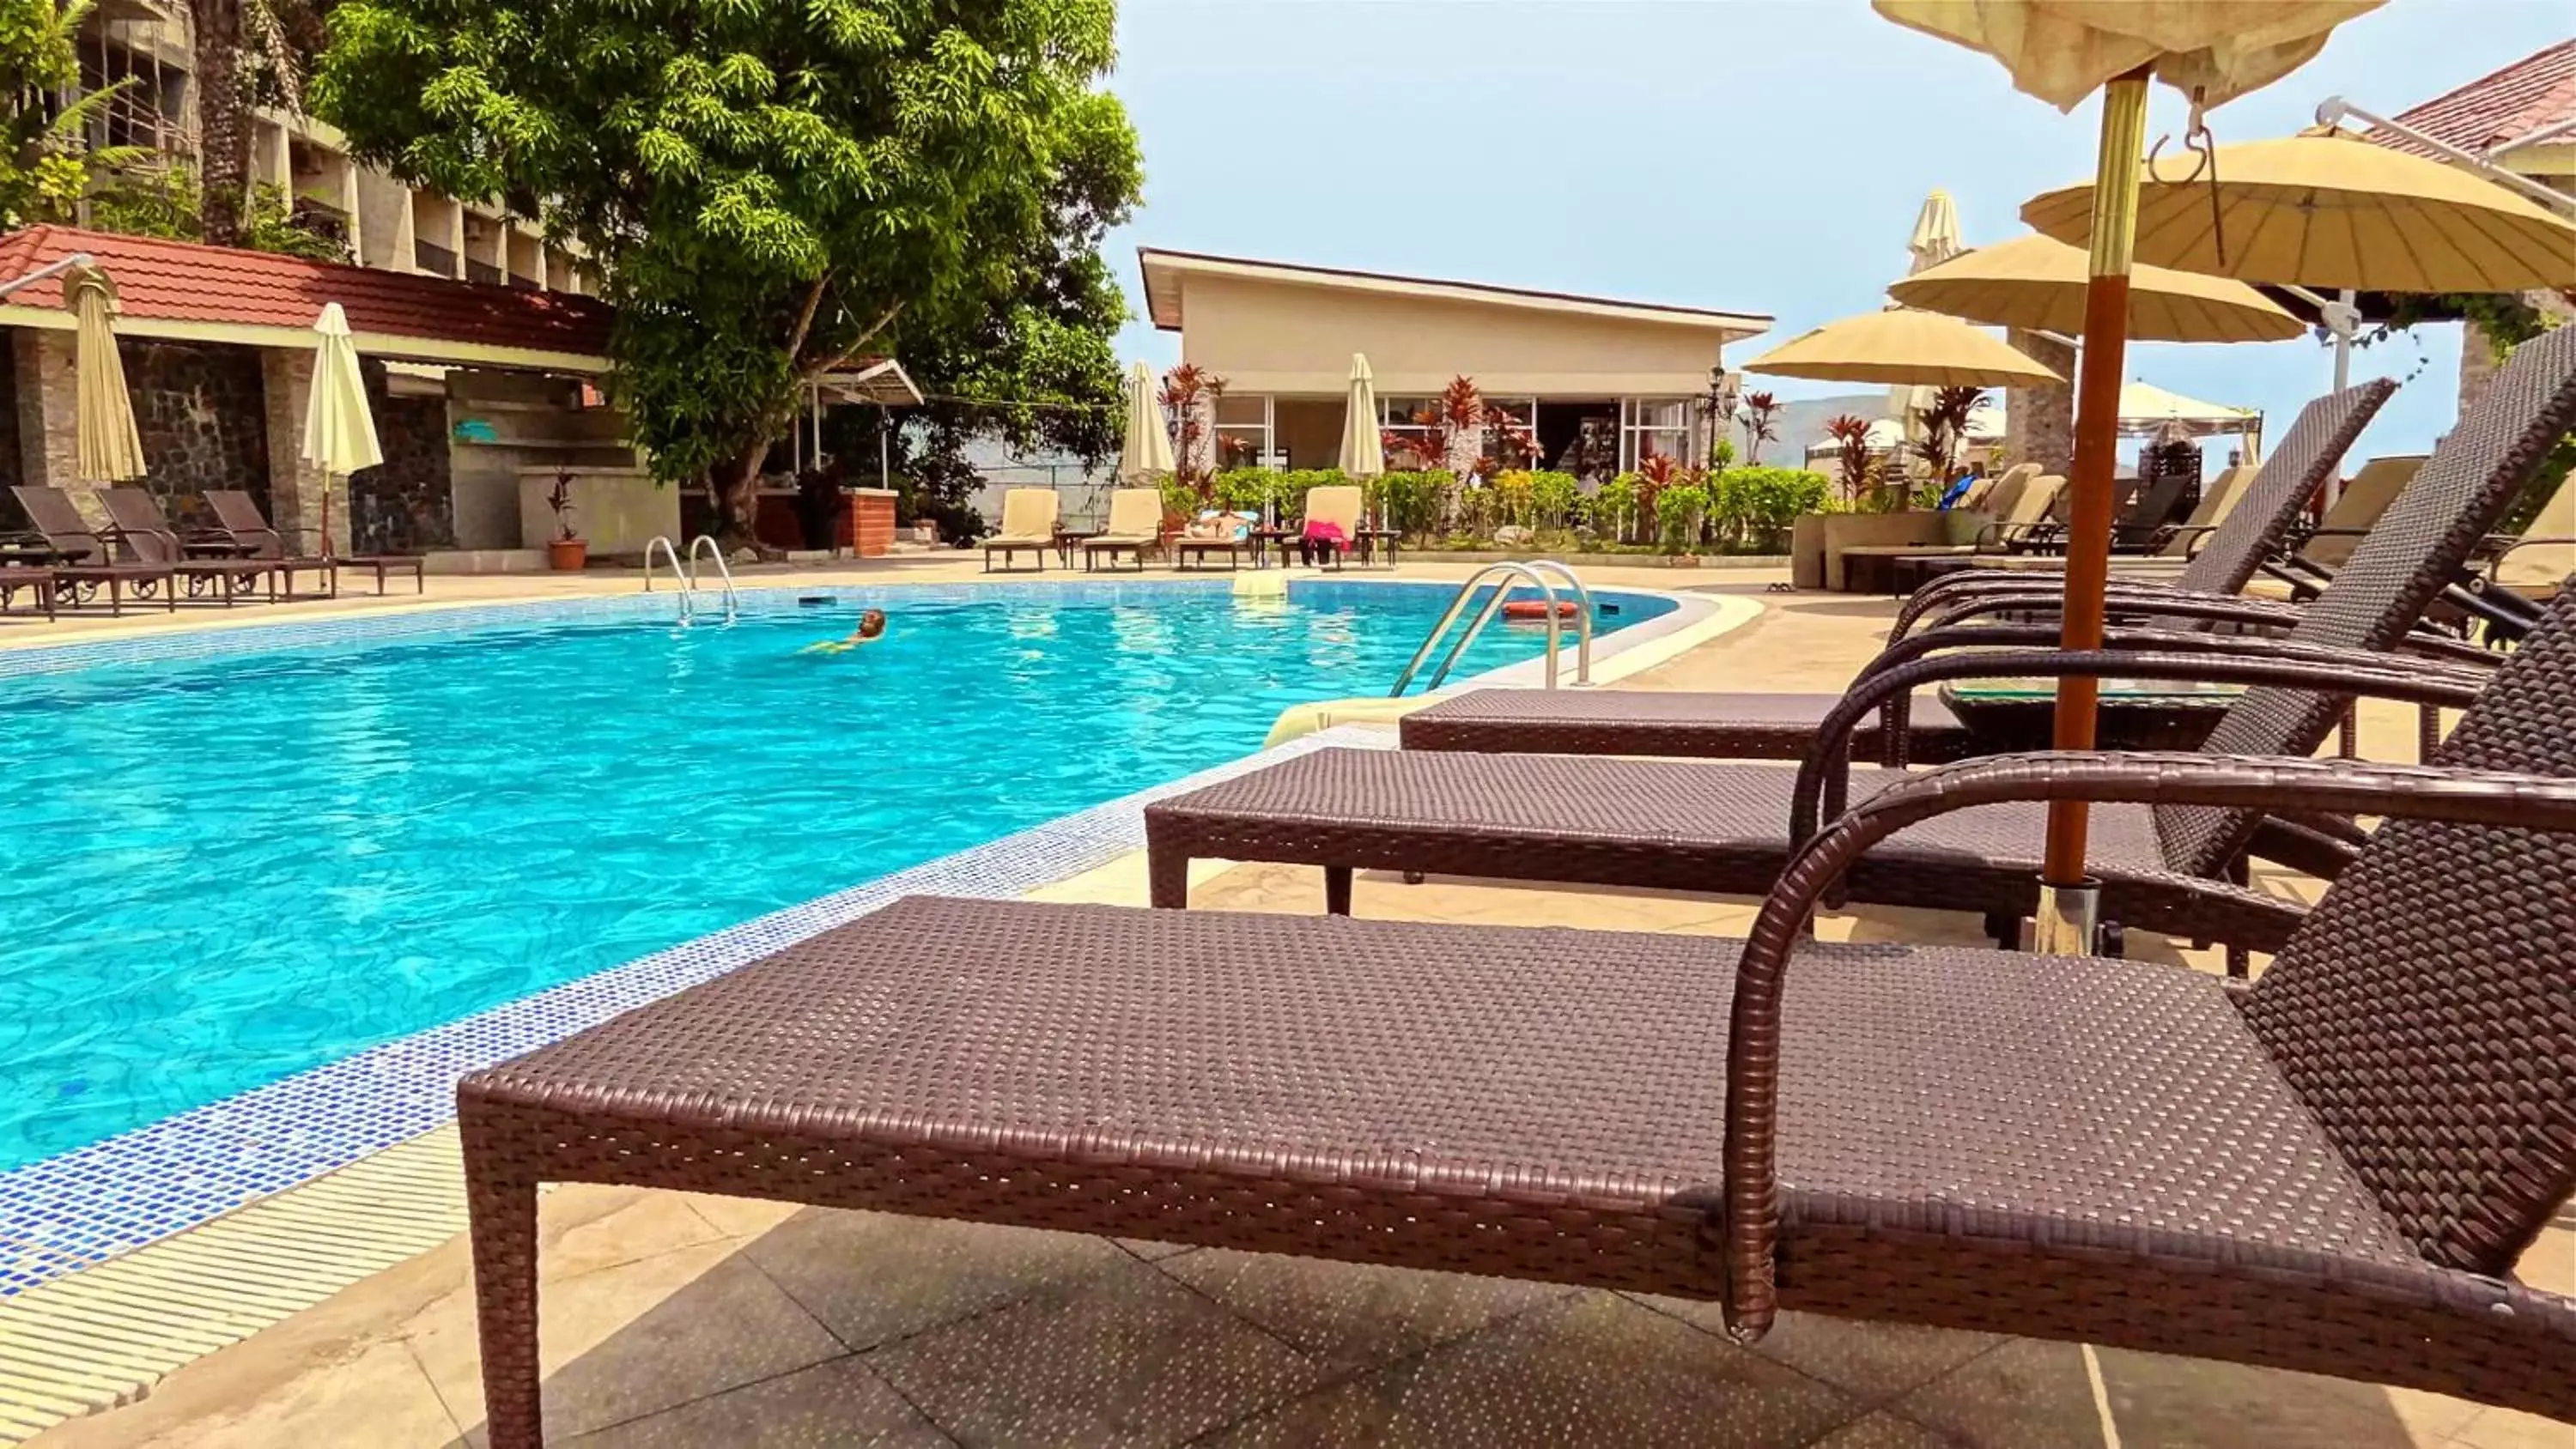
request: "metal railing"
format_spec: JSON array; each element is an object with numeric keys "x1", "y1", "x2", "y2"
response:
[
  {"x1": 642, "y1": 536, "x2": 691, "y2": 623},
  {"x1": 1389, "y1": 561, "x2": 1593, "y2": 696},
  {"x1": 685, "y1": 534, "x2": 739, "y2": 625}
]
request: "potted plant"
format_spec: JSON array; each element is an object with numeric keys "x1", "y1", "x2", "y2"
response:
[{"x1": 544, "y1": 472, "x2": 586, "y2": 570}]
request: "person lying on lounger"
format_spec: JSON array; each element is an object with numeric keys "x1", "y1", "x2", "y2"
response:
[{"x1": 802, "y1": 609, "x2": 887, "y2": 654}]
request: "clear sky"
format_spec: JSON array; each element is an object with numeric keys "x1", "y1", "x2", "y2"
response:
[{"x1": 1103, "y1": 0, "x2": 2573, "y2": 459}]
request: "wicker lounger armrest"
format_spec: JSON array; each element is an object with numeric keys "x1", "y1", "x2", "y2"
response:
[
  {"x1": 1843, "y1": 619, "x2": 2494, "y2": 767},
  {"x1": 1790, "y1": 646, "x2": 2494, "y2": 843},
  {"x1": 1893, "y1": 568, "x2": 2226, "y2": 636},
  {"x1": 1911, "y1": 585, "x2": 2302, "y2": 640},
  {"x1": 1724, "y1": 749, "x2": 2576, "y2": 1344}
]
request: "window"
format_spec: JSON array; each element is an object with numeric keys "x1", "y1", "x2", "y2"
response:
[
  {"x1": 1378, "y1": 396, "x2": 1438, "y2": 469},
  {"x1": 1481, "y1": 397, "x2": 1537, "y2": 469},
  {"x1": 1213, "y1": 393, "x2": 1275, "y2": 471},
  {"x1": 1621, "y1": 397, "x2": 1693, "y2": 470}
]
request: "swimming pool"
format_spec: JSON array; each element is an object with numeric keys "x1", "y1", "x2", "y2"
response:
[{"x1": 0, "y1": 579, "x2": 1674, "y2": 1169}]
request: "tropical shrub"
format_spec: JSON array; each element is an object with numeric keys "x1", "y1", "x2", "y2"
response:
[
  {"x1": 1528, "y1": 470, "x2": 1580, "y2": 530},
  {"x1": 1488, "y1": 470, "x2": 1535, "y2": 528},
  {"x1": 1717, "y1": 466, "x2": 1833, "y2": 552},
  {"x1": 1592, "y1": 475, "x2": 1639, "y2": 544},
  {"x1": 1656, "y1": 484, "x2": 1706, "y2": 552},
  {"x1": 1370, "y1": 470, "x2": 1451, "y2": 538},
  {"x1": 1738, "y1": 391, "x2": 1783, "y2": 464}
]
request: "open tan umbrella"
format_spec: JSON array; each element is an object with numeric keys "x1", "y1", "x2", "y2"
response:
[
  {"x1": 1873, "y1": 0, "x2": 2382, "y2": 953},
  {"x1": 2022, "y1": 129, "x2": 2576, "y2": 293},
  {"x1": 1745, "y1": 308, "x2": 2065, "y2": 388},
  {"x1": 1116, "y1": 360, "x2": 1174, "y2": 483},
  {"x1": 301, "y1": 303, "x2": 384, "y2": 560},
  {"x1": 1888, "y1": 232, "x2": 2303, "y2": 342},
  {"x1": 67, "y1": 268, "x2": 146, "y2": 483}
]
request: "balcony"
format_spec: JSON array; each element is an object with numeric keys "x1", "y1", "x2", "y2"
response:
[{"x1": 413, "y1": 240, "x2": 459, "y2": 278}]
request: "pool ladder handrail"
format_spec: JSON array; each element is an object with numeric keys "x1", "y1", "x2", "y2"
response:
[
  {"x1": 1389, "y1": 560, "x2": 1592, "y2": 697},
  {"x1": 642, "y1": 536, "x2": 693, "y2": 625},
  {"x1": 684, "y1": 534, "x2": 740, "y2": 626}
]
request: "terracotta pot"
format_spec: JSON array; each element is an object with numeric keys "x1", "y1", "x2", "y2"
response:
[{"x1": 547, "y1": 537, "x2": 588, "y2": 572}]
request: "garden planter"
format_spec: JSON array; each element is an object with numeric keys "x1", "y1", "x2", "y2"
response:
[{"x1": 547, "y1": 538, "x2": 589, "y2": 572}]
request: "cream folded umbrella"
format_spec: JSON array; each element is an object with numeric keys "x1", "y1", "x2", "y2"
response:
[
  {"x1": 1116, "y1": 361, "x2": 1174, "y2": 483},
  {"x1": 1890, "y1": 190, "x2": 1966, "y2": 448},
  {"x1": 1338, "y1": 353, "x2": 1385, "y2": 478},
  {"x1": 1887, "y1": 232, "x2": 2302, "y2": 342},
  {"x1": 2022, "y1": 129, "x2": 2576, "y2": 294},
  {"x1": 68, "y1": 268, "x2": 146, "y2": 483},
  {"x1": 301, "y1": 302, "x2": 384, "y2": 560},
  {"x1": 1745, "y1": 308, "x2": 2065, "y2": 388}
]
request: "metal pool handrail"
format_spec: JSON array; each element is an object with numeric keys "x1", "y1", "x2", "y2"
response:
[
  {"x1": 684, "y1": 535, "x2": 739, "y2": 626},
  {"x1": 1391, "y1": 562, "x2": 1564, "y2": 696},
  {"x1": 642, "y1": 536, "x2": 694, "y2": 626},
  {"x1": 1522, "y1": 559, "x2": 1595, "y2": 685}
]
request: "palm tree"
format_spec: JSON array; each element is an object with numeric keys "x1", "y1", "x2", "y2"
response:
[{"x1": 190, "y1": 0, "x2": 248, "y2": 244}]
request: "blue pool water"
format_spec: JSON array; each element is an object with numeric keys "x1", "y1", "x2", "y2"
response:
[{"x1": 0, "y1": 580, "x2": 1666, "y2": 1168}]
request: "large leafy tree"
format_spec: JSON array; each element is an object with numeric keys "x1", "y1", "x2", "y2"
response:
[
  {"x1": 313, "y1": 0, "x2": 1136, "y2": 543},
  {"x1": 0, "y1": 0, "x2": 146, "y2": 228}
]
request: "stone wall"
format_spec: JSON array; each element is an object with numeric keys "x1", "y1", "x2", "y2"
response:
[
  {"x1": 120, "y1": 338, "x2": 270, "y2": 527},
  {"x1": 2002, "y1": 329, "x2": 2075, "y2": 476},
  {"x1": 0, "y1": 343, "x2": 21, "y2": 500},
  {"x1": 349, "y1": 364, "x2": 456, "y2": 553}
]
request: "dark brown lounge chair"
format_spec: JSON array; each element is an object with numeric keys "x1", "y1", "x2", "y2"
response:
[
  {"x1": 1406, "y1": 377, "x2": 2406, "y2": 766},
  {"x1": 96, "y1": 487, "x2": 289, "y2": 603},
  {"x1": 0, "y1": 566, "x2": 58, "y2": 619},
  {"x1": 197, "y1": 488, "x2": 349, "y2": 599},
  {"x1": 7, "y1": 484, "x2": 178, "y2": 615},
  {"x1": 459, "y1": 590, "x2": 2576, "y2": 1444},
  {"x1": 1152, "y1": 331, "x2": 2576, "y2": 952}
]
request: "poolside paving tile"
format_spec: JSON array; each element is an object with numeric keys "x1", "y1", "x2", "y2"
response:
[
  {"x1": 1888, "y1": 1338, "x2": 2106, "y2": 1449},
  {"x1": 1631, "y1": 1298, "x2": 2002, "y2": 1404},
  {"x1": 559, "y1": 1357, "x2": 949, "y2": 1448},
  {"x1": 736, "y1": 1208, "x2": 1134, "y2": 1352},
  {"x1": 1199, "y1": 1288, "x2": 1859, "y2": 1447},
  {"x1": 2088, "y1": 1346, "x2": 2466, "y2": 1447},
  {"x1": 1811, "y1": 1410, "x2": 1974, "y2": 1448},
  {"x1": 863, "y1": 1255, "x2": 1329, "y2": 1448},
  {"x1": 405, "y1": 1240, "x2": 848, "y2": 1443},
  {"x1": 1155, "y1": 1248, "x2": 1577, "y2": 1371}
]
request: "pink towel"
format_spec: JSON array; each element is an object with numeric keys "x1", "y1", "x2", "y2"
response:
[{"x1": 1303, "y1": 519, "x2": 1347, "y2": 546}]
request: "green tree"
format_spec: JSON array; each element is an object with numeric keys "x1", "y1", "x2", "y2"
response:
[
  {"x1": 313, "y1": 0, "x2": 1139, "y2": 543},
  {"x1": 0, "y1": 0, "x2": 144, "y2": 228}
]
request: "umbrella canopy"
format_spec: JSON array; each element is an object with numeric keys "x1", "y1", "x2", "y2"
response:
[
  {"x1": 1875, "y1": 1, "x2": 2381, "y2": 111},
  {"x1": 301, "y1": 303, "x2": 383, "y2": 476},
  {"x1": 1338, "y1": 353, "x2": 1385, "y2": 478},
  {"x1": 1747, "y1": 309, "x2": 2065, "y2": 388},
  {"x1": 301, "y1": 303, "x2": 383, "y2": 559},
  {"x1": 1888, "y1": 232, "x2": 2303, "y2": 342},
  {"x1": 1116, "y1": 361, "x2": 1174, "y2": 483},
  {"x1": 67, "y1": 269, "x2": 146, "y2": 483},
  {"x1": 2116, "y1": 379, "x2": 2259, "y2": 436},
  {"x1": 2023, "y1": 129, "x2": 2576, "y2": 293}
]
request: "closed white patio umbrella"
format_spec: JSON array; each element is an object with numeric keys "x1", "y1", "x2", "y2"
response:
[
  {"x1": 1339, "y1": 354, "x2": 1386, "y2": 531},
  {"x1": 1117, "y1": 361, "x2": 1174, "y2": 483},
  {"x1": 301, "y1": 303, "x2": 384, "y2": 560}
]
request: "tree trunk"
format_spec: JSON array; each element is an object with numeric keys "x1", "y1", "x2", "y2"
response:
[
  {"x1": 192, "y1": 0, "x2": 248, "y2": 246},
  {"x1": 714, "y1": 431, "x2": 769, "y2": 547}
]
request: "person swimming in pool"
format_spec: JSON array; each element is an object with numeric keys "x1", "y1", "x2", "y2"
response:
[{"x1": 802, "y1": 609, "x2": 887, "y2": 654}]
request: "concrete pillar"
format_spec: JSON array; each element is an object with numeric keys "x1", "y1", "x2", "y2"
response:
[
  {"x1": 13, "y1": 330, "x2": 100, "y2": 521},
  {"x1": 262, "y1": 347, "x2": 348, "y2": 554},
  {"x1": 2003, "y1": 328, "x2": 2076, "y2": 476}
]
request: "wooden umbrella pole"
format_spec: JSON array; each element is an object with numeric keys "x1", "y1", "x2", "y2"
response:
[{"x1": 2041, "y1": 65, "x2": 2153, "y2": 890}]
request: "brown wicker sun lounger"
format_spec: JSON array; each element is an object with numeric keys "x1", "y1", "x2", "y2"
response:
[
  {"x1": 459, "y1": 592, "x2": 2576, "y2": 1444},
  {"x1": 9, "y1": 485, "x2": 179, "y2": 613},
  {"x1": 0, "y1": 565, "x2": 58, "y2": 619},
  {"x1": 200, "y1": 488, "x2": 358, "y2": 598},
  {"x1": 1402, "y1": 354, "x2": 2547, "y2": 768},
  {"x1": 1157, "y1": 338, "x2": 2576, "y2": 952},
  {"x1": 94, "y1": 487, "x2": 285, "y2": 603}
]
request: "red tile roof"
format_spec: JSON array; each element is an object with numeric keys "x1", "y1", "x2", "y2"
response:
[
  {"x1": 2371, "y1": 39, "x2": 2576, "y2": 161},
  {"x1": 0, "y1": 224, "x2": 613, "y2": 360}
]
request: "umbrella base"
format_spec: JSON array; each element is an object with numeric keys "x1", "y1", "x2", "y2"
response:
[{"x1": 2033, "y1": 879, "x2": 2101, "y2": 955}]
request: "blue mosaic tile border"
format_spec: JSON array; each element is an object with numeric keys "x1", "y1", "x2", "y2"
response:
[{"x1": 0, "y1": 577, "x2": 1711, "y2": 1289}]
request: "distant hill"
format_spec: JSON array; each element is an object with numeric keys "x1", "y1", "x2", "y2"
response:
[{"x1": 1741, "y1": 393, "x2": 1889, "y2": 468}]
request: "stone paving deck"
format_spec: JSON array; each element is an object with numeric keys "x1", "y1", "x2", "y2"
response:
[{"x1": 20, "y1": 561, "x2": 2572, "y2": 1447}]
